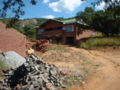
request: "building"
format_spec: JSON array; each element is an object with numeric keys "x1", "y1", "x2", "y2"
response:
[
  {"x1": 36, "y1": 18, "x2": 95, "y2": 45},
  {"x1": 0, "y1": 22, "x2": 28, "y2": 57}
]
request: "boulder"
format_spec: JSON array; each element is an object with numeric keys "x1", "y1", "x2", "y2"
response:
[{"x1": 0, "y1": 51, "x2": 26, "y2": 69}]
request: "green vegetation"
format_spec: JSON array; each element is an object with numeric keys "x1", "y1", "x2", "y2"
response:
[
  {"x1": 0, "y1": 18, "x2": 47, "y2": 40},
  {"x1": 76, "y1": 7, "x2": 95, "y2": 26},
  {"x1": 79, "y1": 37, "x2": 120, "y2": 49},
  {"x1": 0, "y1": 60, "x2": 9, "y2": 72},
  {"x1": 76, "y1": 1, "x2": 120, "y2": 36},
  {"x1": 0, "y1": 0, "x2": 119, "y2": 44},
  {"x1": 0, "y1": 0, "x2": 117, "y2": 19},
  {"x1": 0, "y1": 17, "x2": 77, "y2": 40},
  {"x1": 22, "y1": 24, "x2": 36, "y2": 40},
  {"x1": 0, "y1": 60, "x2": 10, "y2": 77},
  {"x1": 36, "y1": 18, "x2": 48, "y2": 25},
  {"x1": 0, "y1": 0, "x2": 119, "y2": 37},
  {"x1": 44, "y1": 44, "x2": 69, "y2": 52}
]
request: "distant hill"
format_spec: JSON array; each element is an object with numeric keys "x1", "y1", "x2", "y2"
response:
[
  {"x1": 0, "y1": 17, "x2": 76, "y2": 40},
  {"x1": 0, "y1": 18, "x2": 48, "y2": 28},
  {"x1": 0, "y1": 17, "x2": 76, "y2": 29},
  {"x1": 0, "y1": 18, "x2": 48, "y2": 39}
]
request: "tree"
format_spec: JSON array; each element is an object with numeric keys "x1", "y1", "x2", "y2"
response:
[
  {"x1": 76, "y1": 7, "x2": 95, "y2": 25},
  {"x1": 96, "y1": 0, "x2": 120, "y2": 8},
  {"x1": 93, "y1": 0, "x2": 120, "y2": 36},
  {"x1": 23, "y1": 24, "x2": 36, "y2": 40},
  {"x1": 0, "y1": 0, "x2": 119, "y2": 36},
  {"x1": 0, "y1": 0, "x2": 119, "y2": 19},
  {"x1": 0, "y1": 0, "x2": 36, "y2": 18},
  {"x1": 0, "y1": 0, "x2": 37, "y2": 26},
  {"x1": 76, "y1": 0, "x2": 120, "y2": 36},
  {"x1": 92, "y1": 10, "x2": 113, "y2": 36}
]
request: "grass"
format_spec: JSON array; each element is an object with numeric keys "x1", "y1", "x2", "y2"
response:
[
  {"x1": 0, "y1": 60, "x2": 10, "y2": 76},
  {"x1": 79, "y1": 37, "x2": 120, "y2": 49},
  {"x1": 58, "y1": 60, "x2": 101, "y2": 90},
  {"x1": 0, "y1": 60, "x2": 9, "y2": 79},
  {"x1": 44, "y1": 44, "x2": 69, "y2": 52},
  {"x1": 0, "y1": 60, "x2": 9, "y2": 71},
  {"x1": 42, "y1": 44, "x2": 101, "y2": 89}
]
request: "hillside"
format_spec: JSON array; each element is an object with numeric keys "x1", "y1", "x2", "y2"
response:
[
  {"x1": 0, "y1": 17, "x2": 76, "y2": 40},
  {"x1": 0, "y1": 17, "x2": 75, "y2": 29}
]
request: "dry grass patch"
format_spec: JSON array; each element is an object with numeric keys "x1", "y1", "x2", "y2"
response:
[{"x1": 41, "y1": 45, "x2": 101, "y2": 89}]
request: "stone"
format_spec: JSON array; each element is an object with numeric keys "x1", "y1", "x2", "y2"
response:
[
  {"x1": 0, "y1": 87, "x2": 9, "y2": 90},
  {"x1": 0, "y1": 51, "x2": 26, "y2": 69},
  {"x1": 1, "y1": 54, "x2": 64, "y2": 90},
  {"x1": 0, "y1": 80, "x2": 4, "y2": 84}
]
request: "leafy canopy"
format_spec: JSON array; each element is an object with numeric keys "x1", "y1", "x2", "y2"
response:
[{"x1": 76, "y1": 0, "x2": 120, "y2": 36}]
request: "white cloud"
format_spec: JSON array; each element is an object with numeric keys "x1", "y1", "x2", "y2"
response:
[
  {"x1": 112, "y1": 0, "x2": 120, "y2": 2},
  {"x1": 43, "y1": 0, "x2": 50, "y2": 3},
  {"x1": 49, "y1": 0, "x2": 84, "y2": 12},
  {"x1": 43, "y1": 15, "x2": 55, "y2": 19},
  {"x1": 96, "y1": 1, "x2": 106, "y2": 10}
]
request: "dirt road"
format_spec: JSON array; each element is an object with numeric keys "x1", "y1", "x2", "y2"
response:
[
  {"x1": 69, "y1": 47, "x2": 120, "y2": 90},
  {"x1": 83, "y1": 49, "x2": 120, "y2": 90},
  {"x1": 41, "y1": 46, "x2": 120, "y2": 90}
]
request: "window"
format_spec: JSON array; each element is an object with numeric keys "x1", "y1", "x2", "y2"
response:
[
  {"x1": 63, "y1": 25, "x2": 74, "y2": 32},
  {"x1": 56, "y1": 27, "x2": 62, "y2": 30},
  {"x1": 38, "y1": 29, "x2": 44, "y2": 34},
  {"x1": 45, "y1": 27, "x2": 62, "y2": 31},
  {"x1": 46, "y1": 28, "x2": 53, "y2": 31}
]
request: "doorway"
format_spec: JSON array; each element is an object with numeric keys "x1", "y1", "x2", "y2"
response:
[{"x1": 65, "y1": 37, "x2": 74, "y2": 45}]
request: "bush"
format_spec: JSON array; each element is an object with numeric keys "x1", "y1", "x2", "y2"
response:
[{"x1": 79, "y1": 37, "x2": 120, "y2": 49}]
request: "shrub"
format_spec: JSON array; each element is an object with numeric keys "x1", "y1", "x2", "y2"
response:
[{"x1": 79, "y1": 37, "x2": 120, "y2": 49}]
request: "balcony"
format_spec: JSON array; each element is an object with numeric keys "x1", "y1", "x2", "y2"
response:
[{"x1": 41, "y1": 30, "x2": 65, "y2": 37}]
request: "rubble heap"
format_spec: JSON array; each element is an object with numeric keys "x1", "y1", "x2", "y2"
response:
[{"x1": 0, "y1": 54, "x2": 64, "y2": 90}]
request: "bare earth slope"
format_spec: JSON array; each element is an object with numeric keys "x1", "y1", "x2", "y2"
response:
[
  {"x1": 41, "y1": 46, "x2": 120, "y2": 90},
  {"x1": 0, "y1": 22, "x2": 27, "y2": 57}
]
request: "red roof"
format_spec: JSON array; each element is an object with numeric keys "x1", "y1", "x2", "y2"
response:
[{"x1": 0, "y1": 22, "x2": 27, "y2": 57}]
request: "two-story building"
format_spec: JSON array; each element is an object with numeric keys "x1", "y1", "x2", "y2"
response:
[{"x1": 36, "y1": 18, "x2": 95, "y2": 45}]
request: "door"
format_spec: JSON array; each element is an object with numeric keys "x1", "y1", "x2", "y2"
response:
[{"x1": 65, "y1": 37, "x2": 74, "y2": 45}]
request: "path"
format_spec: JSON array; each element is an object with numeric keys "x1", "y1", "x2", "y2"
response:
[
  {"x1": 81, "y1": 48, "x2": 120, "y2": 90},
  {"x1": 41, "y1": 46, "x2": 120, "y2": 90}
]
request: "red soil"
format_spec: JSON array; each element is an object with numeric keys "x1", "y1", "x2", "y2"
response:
[{"x1": 0, "y1": 22, "x2": 28, "y2": 57}]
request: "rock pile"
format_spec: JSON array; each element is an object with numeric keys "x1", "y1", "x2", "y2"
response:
[{"x1": 0, "y1": 54, "x2": 64, "y2": 90}]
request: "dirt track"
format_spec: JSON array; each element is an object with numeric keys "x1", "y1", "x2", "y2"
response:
[
  {"x1": 41, "y1": 46, "x2": 120, "y2": 90},
  {"x1": 69, "y1": 47, "x2": 120, "y2": 90}
]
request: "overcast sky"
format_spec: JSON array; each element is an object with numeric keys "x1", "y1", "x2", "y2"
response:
[{"x1": 0, "y1": 0, "x2": 105, "y2": 19}]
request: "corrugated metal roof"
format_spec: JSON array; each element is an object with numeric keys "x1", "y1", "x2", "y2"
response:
[
  {"x1": 60, "y1": 18, "x2": 77, "y2": 24},
  {"x1": 39, "y1": 18, "x2": 88, "y2": 27}
]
